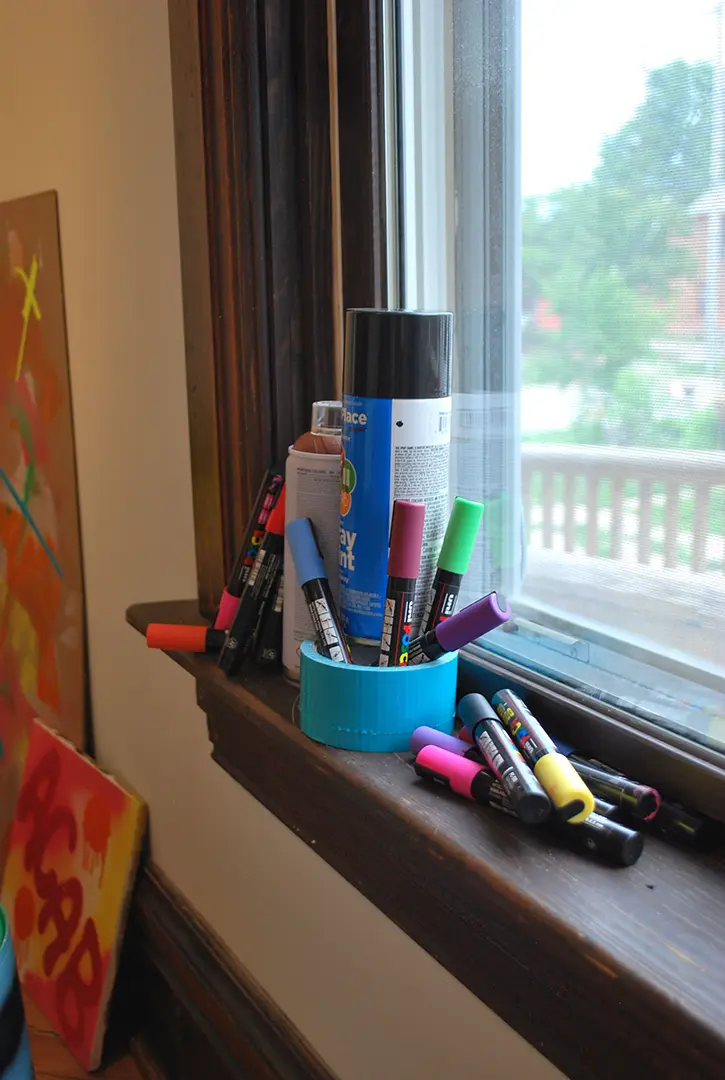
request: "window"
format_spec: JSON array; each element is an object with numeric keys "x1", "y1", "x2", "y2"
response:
[{"x1": 396, "y1": 0, "x2": 725, "y2": 762}]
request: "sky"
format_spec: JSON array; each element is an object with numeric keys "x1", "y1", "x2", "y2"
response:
[{"x1": 522, "y1": 0, "x2": 719, "y2": 197}]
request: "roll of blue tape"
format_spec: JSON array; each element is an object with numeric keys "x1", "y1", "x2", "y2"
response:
[
  {"x1": 299, "y1": 640, "x2": 457, "y2": 751},
  {"x1": 0, "y1": 907, "x2": 34, "y2": 1080}
]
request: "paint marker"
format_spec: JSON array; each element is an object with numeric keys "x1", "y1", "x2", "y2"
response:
[
  {"x1": 214, "y1": 466, "x2": 283, "y2": 630},
  {"x1": 420, "y1": 498, "x2": 484, "y2": 634},
  {"x1": 254, "y1": 568, "x2": 284, "y2": 667},
  {"x1": 458, "y1": 694, "x2": 550, "y2": 825},
  {"x1": 642, "y1": 797, "x2": 721, "y2": 850},
  {"x1": 553, "y1": 741, "x2": 661, "y2": 822},
  {"x1": 492, "y1": 690, "x2": 594, "y2": 824},
  {"x1": 146, "y1": 624, "x2": 226, "y2": 653},
  {"x1": 218, "y1": 486, "x2": 286, "y2": 675},
  {"x1": 566, "y1": 758, "x2": 659, "y2": 821},
  {"x1": 407, "y1": 591, "x2": 511, "y2": 665},
  {"x1": 379, "y1": 501, "x2": 425, "y2": 667},
  {"x1": 414, "y1": 746, "x2": 644, "y2": 866},
  {"x1": 286, "y1": 517, "x2": 352, "y2": 664},
  {"x1": 410, "y1": 725, "x2": 484, "y2": 761}
]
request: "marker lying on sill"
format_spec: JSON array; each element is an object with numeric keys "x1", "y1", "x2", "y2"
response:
[
  {"x1": 556, "y1": 741, "x2": 721, "y2": 849},
  {"x1": 146, "y1": 624, "x2": 226, "y2": 653},
  {"x1": 492, "y1": 689, "x2": 595, "y2": 823},
  {"x1": 286, "y1": 516, "x2": 352, "y2": 664},
  {"x1": 407, "y1": 591, "x2": 511, "y2": 665},
  {"x1": 213, "y1": 466, "x2": 283, "y2": 630},
  {"x1": 409, "y1": 725, "x2": 483, "y2": 761},
  {"x1": 565, "y1": 755, "x2": 659, "y2": 821},
  {"x1": 379, "y1": 501, "x2": 425, "y2": 667},
  {"x1": 457, "y1": 694, "x2": 550, "y2": 825},
  {"x1": 414, "y1": 745, "x2": 644, "y2": 867},
  {"x1": 419, "y1": 498, "x2": 484, "y2": 636},
  {"x1": 218, "y1": 486, "x2": 286, "y2": 676}
]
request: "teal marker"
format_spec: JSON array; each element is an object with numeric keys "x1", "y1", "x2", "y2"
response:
[{"x1": 418, "y1": 498, "x2": 484, "y2": 637}]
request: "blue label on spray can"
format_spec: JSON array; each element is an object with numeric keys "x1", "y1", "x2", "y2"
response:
[{"x1": 340, "y1": 395, "x2": 392, "y2": 641}]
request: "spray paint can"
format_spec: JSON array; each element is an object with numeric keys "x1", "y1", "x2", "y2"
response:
[
  {"x1": 340, "y1": 309, "x2": 452, "y2": 643},
  {"x1": 0, "y1": 906, "x2": 34, "y2": 1079},
  {"x1": 283, "y1": 401, "x2": 343, "y2": 681}
]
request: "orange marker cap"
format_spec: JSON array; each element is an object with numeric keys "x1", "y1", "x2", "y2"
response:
[
  {"x1": 266, "y1": 485, "x2": 287, "y2": 535},
  {"x1": 146, "y1": 623, "x2": 210, "y2": 651}
]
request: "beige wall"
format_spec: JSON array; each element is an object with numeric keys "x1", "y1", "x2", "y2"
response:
[{"x1": 0, "y1": 4, "x2": 562, "y2": 1078}]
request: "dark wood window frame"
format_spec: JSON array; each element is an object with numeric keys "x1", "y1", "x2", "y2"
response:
[{"x1": 168, "y1": 0, "x2": 387, "y2": 615}]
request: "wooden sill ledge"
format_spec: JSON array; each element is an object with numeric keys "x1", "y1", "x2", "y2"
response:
[{"x1": 127, "y1": 599, "x2": 725, "y2": 1080}]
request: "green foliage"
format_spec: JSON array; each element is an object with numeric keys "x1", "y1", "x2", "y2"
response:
[{"x1": 523, "y1": 59, "x2": 713, "y2": 394}]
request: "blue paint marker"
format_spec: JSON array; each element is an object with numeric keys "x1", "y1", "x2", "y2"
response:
[{"x1": 287, "y1": 517, "x2": 351, "y2": 664}]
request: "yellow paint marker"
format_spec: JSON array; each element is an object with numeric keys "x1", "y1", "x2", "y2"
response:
[{"x1": 492, "y1": 689, "x2": 595, "y2": 823}]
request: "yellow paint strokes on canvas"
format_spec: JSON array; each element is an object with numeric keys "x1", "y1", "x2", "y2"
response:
[
  {"x1": 13, "y1": 255, "x2": 42, "y2": 381},
  {"x1": 6, "y1": 596, "x2": 39, "y2": 698},
  {"x1": 89, "y1": 800, "x2": 147, "y2": 949}
]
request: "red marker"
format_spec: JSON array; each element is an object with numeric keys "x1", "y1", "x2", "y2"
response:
[
  {"x1": 213, "y1": 466, "x2": 283, "y2": 630},
  {"x1": 378, "y1": 501, "x2": 425, "y2": 667},
  {"x1": 146, "y1": 624, "x2": 226, "y2": 653},
  {"x1": 218, "y1": 486, "x2": 286, "y2": 675}
]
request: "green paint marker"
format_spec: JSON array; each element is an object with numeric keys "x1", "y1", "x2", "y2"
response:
[{"x1": 418, "y1": 497, "x2": 484, "y2": 637}]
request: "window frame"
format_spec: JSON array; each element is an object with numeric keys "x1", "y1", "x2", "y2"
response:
[{"x1": 168, "y1": 0, "x2": 725, "y2": 818}]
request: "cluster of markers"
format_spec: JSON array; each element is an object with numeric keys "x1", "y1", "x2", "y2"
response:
[
  {"x1": 286, "y1": 496, "x2": 509, "y2": 667},
  {"x1": 146, "y1": 469, "x2": 512, "y2": 671},
  {"x1": 412, "y1": 691, "x2": 714, "y2": 865}
]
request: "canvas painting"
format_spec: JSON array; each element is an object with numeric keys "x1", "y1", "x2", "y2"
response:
[
  {"x1": 0, "y1": 191, "x2": 85, "y2": 879},
  {"x1": 1, "y1": 719, "x2": 146, "y2": 1070}
]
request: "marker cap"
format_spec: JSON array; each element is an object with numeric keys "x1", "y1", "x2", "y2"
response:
[
  {"x1": 286, "y1": 517, "x2": 327, "y2": 586},
  {"x1": 416, "y1": 744, "x2": 482, "y2": 799},
  {"x1": 436, "y1": 592, "x2": 511, "y2": 652},
  {"x1": 147, "y1": 624, "x2": 215, "y2": 652},
  {"x1": 534, "y1": 753, "x2": 595, "y2": 823},
  {"x1": 388, "y1": 501, "x2": 426, "y2": 578},
  {"x1": 438, "y1": 498, "x2": 484, "y2": 575},
  {"x1": 457, "y1": 692, "x2": 498, "y2": 732},
  {"x1": 411, "y1": 726, "x2": 471, "y2": 757},
  {"x1": 266, "y1": 486, "x2": 287, "y2": 535}
]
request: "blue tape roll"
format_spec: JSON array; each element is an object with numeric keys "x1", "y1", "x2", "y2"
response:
[
  {"x1": 299, "y1": 640, "x2": 457, "y2": 751},
  {"x1": 0, "y1": 907, "x2": 34, "y2": 1080}
]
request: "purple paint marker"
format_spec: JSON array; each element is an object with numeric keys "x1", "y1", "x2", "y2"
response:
[
  {"x1": 407, "y1": 591, "x2": 511, "y2": 664},
  {"x1": 378, "y1": 501, "x2": 426, "y2": 667},
  {"x1": 410, "y1": 725, "x2": 485, "y2": 761}
]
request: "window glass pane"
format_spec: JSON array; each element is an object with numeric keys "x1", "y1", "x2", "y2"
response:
[{"x1": 398, "y1": 0, "x2": 725, "y2": 755}]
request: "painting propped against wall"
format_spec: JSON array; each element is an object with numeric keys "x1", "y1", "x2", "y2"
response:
[
  {"x1": 0, "y1": 191, "x2": 86, "y2": 877},
  {"x1": 2, "y1": 719, "x2": 146, "y2": 1071}
]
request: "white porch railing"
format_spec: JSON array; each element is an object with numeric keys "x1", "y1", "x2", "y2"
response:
[{"x1": 522, "y1": 444, "x2": 725, "y2": 573}]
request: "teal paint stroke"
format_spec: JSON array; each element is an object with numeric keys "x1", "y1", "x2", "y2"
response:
[{"x1": 0, "y1": 465, "x2": 63, "y2": 578}]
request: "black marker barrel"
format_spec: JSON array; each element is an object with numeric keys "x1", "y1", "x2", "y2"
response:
[
  {"x1": 213, "y1": 466, "x2": 283, "y2": 630},
  {"x1": 458, "y1": 694, "x2": 550, "y2": 825},
  {"x1": 255, "y1": 568, "x2": 284, "y2": 667},
  {"x1": 379, "y1": 501, "x2": 425, "y2": 667},
  {"x1": 218, "y1": 488, "x2": 286, "y2": 676},
  {"x1": 568, "y1": 756, "x2": 660, "y2": 821},
  {"x1": 420, "y1": 498, "x2": 483, "y2": 634}
]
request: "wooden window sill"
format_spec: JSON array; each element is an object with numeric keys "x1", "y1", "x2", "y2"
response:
[{"x1": 127, "y1": 599, "x2": 725, "y2": 1080}]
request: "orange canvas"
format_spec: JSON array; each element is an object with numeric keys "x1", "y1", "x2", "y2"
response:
[
  {"x1": 1, "y1": 718, "x2": 146, "y2": 1070},
  {"x1": 0, "y1": 191, "x2": 86, "y2": 880}
]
